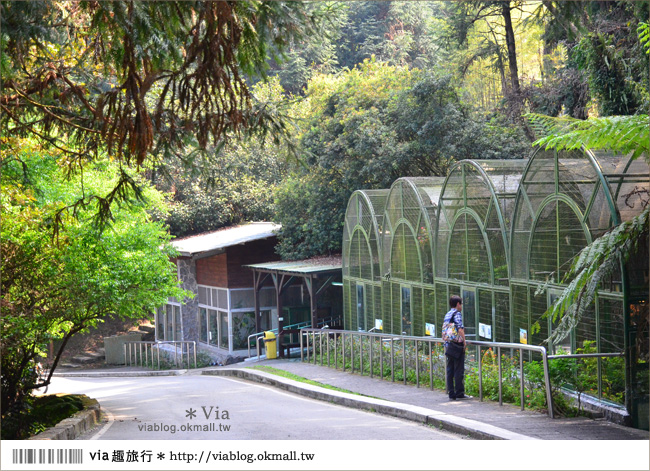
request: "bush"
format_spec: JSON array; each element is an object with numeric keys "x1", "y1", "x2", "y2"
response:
[{"x1": 1, "y1": 394, "x2": 84, "y2": 440}]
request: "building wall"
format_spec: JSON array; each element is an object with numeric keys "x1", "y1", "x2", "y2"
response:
[
  {"x1": 196, "y1": 253, "x2": 228, "y2": 287},
  {"x1": 226, "y1": 238, "x2": 279, "y2": 288}
]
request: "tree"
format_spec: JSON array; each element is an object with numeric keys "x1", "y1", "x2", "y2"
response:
[
  {"x1": 274, "y1": 61, "x2": 530, "y2": 259},
  {"x1": 1, "y1": 1, "x2": 319, "y2": 224},
  {"x1": 1, "y1": 142, "x2": 187, "y2": 418}
]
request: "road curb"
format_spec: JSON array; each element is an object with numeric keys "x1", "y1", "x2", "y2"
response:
[
  {"x1": 203, "y1": 368, "x2": 537, "y2": 441},
  {"x1": 52, "y1": 370, "x2": 185, "y2": 377},
  {"x1": 29, "y1": 395, "x2": 101, "y2": 440}
]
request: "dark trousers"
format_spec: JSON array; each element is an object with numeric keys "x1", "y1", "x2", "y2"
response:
[{"x1": 446, "y1": 349, "x2": 465, "y2": 398}]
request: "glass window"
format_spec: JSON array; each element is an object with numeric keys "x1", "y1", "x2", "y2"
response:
[
  {"x1": 199, "y1": 308, "x2": 208, "y2": 343},
  {"x1": 174, "y1": 305, "x2": 182, "y2": 341},
  {"x1": 218, "y1": 289, "x2": 229, "y2": 310},
  {"x1": 208, "y1": 310, "x2": 218, "y2": 346},
  {"x1": 231, "y1": 289, "x2": 255, "y2": 310},
  {"x1": 356, "y1": 283, "x2": 365, "y2": 331},
  {"x1": 401, "y1": 286, "x2": 412, "y2": 335},
  {"x1": 232, "y1": 311, "x2": 256, "y2": 350},
  {"x1": 219, "y1": 312, "x2": 229, "y2": 349},
  {"x1": 166, "y1": 304, "x2": 174, "y2": 341},
  {"x1": 156, "y1": 308, "x2": 165, "y2": 341},
  {"x1": 198, "y1": 286, "x2": 208, "y2": 305}
]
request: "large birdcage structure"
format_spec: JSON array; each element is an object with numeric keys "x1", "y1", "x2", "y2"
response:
[
  {"x1": 510, "y1": 148, "x2": 649, "y2": 353},
  {"x1": 381, "y1": 177, "x2": 444, "y2": 336},
  {"x1": 341, "y1": 151, "x2": 648, "y2": 422},
  {"x1": 435, "y1": 160, "x2": 526, "y2": 343},
  {"x1": 342, "y1": 189, "x2": 389, "y2": 332}
]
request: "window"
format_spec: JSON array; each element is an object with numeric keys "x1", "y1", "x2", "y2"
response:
[
  {"x1": 356, "y1": 283, "x2": 365, "y2": 331},
  {"x1": 199, "y1": 308, "x2": 208, "y2": 343},
  {"x1": 401, "y1": 286, "x2": 412, "y2": 335},
  {"x1": 219, "y1": 311, "x2": 229, "y2": 349},
  {"x1": 158, "y1": 303, "x2": 181, "y2": 341}
]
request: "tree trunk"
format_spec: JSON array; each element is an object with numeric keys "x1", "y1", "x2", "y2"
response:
[
  {"x1": 502, "y1": 2, "x2": 521, "y2": 96},
  {"x1": 501, "y1": 1, "x2": 535, "y2": 141}
]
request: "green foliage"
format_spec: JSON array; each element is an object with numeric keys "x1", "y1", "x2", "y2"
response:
[
  {"x1": 544, "y1": 208, "x2": 648, "y2": 346},
  {"x1": 1, "y1": 394, "x2": 84, "y2": 440},
  {"x1": 1, "y1": 0, "x2": 320, "y2": 226},
  {"x1": 1, "y1": 140, "x2": 188, "y2": 416},
  {"x1": 528, "y1": 113, "x2": 650, "y2": 160},
  {"x1": 275, "y1": 61, "x2": 529, "y2": 259}
]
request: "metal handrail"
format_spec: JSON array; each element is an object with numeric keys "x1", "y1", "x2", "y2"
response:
[
  {"x1": 246, "y1": 316, "x2": 342, "y2": 358},
  {"x1": 124, "y1": 341, "x2": 197, "y2": 370},
  {"x1": 300, "y1": 329, "x2": 555, "y2": 419},
  {"x1": 547, "y1": 351, "x2": 625, "y2": 403},
  {"x1": 246, "y1": 321, "x2": 311, "y2": 358}
]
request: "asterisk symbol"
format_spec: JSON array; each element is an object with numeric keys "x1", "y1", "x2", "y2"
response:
[
  {"x1": 157, "y1": 453, "x2": 165, "y2": 460},
  {"x1": 185, "y1": 408, "x2": 197, "y2": 419}
]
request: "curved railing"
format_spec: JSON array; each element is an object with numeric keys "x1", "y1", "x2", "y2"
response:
[{"x1": 300, "y1": 328, "x2": 555, "y2": 418}]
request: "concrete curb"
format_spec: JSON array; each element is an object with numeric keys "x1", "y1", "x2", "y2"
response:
[
  {"x1": 29, "y1": 395, "x2": 101, "y2": 440},
  {"x1": 203, "y1": 368, "x2": 538, "y2": 441},
  {"x1": 52, "y1": 369, "x2": 186, "y2": 377}
]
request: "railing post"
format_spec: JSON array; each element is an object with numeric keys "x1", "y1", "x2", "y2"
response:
[
  {"x1": 429, "y1": 341, "x2": 433, "y2": 390},
  {"x1": 351, "y1": 333, "x2": 355, "y2": 373},
  {"x1": 380, "y1": 336, "x2": 384, "y2": 380},
  {"x1": 124, "y1": 344, "x2": 127, "y2": 367},
  {"x1": 359, "y1": 334, "x2": 363, "y2": 375},
  {"x1": 390, "y1": 338, "x2": 394, "y2": 382},
  {"x1": 415, "y1": 339, "x2": 419, "y2": 388},
  {"x1": 369, "y1": 335, "x2": 373, "y2": 378},
  {"x1": 320, "y1": 331, "x2": 323, "y2": 366},
  {"x1": 519, "y1": 349, "x2": 525, "y2": 412},
  {"x1": 402, "y1": 338, "x2": 406, "y2": 385},
  {"x1": 300, "y1": 331, "x2": 304, "y2": 362},
  {"x1": 342, "y1": 332, "x2": 346, "y2": 372},
  {"x1": 498, "y1": 346, "x2": 503, "y2": 406},
  {"x1": 334, "y1": 332, "x2": 338, "y2": 370},
  {"x1": 327, "y1": 330, "x2": 330, "y2": 367},
  {"x1": 478, "y1": 345, "x2": 483, "y2": 402},
  {"x1": 174, "y1": 343, "x2": 178, "y2": 368},
  {"x1": 541, "y1": 348, "x2": 554, "y2": 419}
]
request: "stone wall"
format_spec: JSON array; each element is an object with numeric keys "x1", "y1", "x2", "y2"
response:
[{"x1": 177, "y1": 257, "x2": 199, "y2": 342}]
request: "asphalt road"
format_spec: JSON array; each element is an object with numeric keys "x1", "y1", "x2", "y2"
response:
[{"x1": 47, "y1": 375, "x2": 462, "y2": 440}]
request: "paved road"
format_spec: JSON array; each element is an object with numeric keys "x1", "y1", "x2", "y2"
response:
[{"x1": 47, "y1": 375, "x2": 463, "y2": 440}]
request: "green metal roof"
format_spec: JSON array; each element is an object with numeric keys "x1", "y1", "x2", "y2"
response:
[{"x1": 246, "y1": 256, "x2": 342, "y2": 276}]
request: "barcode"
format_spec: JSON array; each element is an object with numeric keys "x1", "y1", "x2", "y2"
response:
[{"x1": 12, "y1": 449, "x2": 83, "y2": 465}]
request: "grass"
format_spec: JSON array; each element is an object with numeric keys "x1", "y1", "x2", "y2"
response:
[{"x1": 248, "y1": 365, "x2": 381, "y2": 399}]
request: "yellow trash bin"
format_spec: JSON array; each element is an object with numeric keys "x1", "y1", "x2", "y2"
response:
[{"x1": 264, "y1": 331, "x2": 277, "y2": 359}]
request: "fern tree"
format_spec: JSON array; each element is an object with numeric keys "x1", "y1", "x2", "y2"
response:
[{"x1": 527, "y1": 112, "x2": 649, "y2": 346}]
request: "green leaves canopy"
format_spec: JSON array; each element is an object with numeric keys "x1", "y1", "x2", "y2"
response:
[{"x1": 1, "y1": 141, "x2": 187, "y2": 414}]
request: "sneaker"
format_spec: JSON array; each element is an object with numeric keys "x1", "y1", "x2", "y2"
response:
[
  {"x1": 448, "y1": 396, "x2": 456, "y2": 401},
  {"x1": 455, "y1": 394, "x2": 467, "y2": 399}
]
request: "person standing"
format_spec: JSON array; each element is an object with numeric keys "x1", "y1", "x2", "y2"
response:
[{"x1": 443, "y1": 295, "x2": 466, "y2": 400}]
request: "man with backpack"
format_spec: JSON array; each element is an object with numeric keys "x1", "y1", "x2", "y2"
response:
[{"x1": 442, "y1": 295, "x2": 466, "y2": 400}]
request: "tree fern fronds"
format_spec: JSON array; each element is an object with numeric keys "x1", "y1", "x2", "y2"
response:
[
  {"x1": 526, "y1": 114, "x2": 650, "y2": 160},
  {"x1": 546, "y1": 207, "x2": 649, "y2": 346}
]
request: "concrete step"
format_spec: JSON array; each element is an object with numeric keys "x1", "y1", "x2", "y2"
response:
[
  {"x1": 59, "y1": 363, "x2": 84, "y2": 369},
  {"x1": 138, "y1": 325, "x2": 155, "y2": 334},
  {"x1": 84, "y1": 350, "x2": 106, "y2": 359},
  {"x1": 70, "y1": 355, "x2": 99, "y2": 364}
]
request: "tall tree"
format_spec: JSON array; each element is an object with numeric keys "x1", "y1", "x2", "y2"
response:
[{"x1": 0, "y1": 1, "x2": 319, "y2": 224}]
